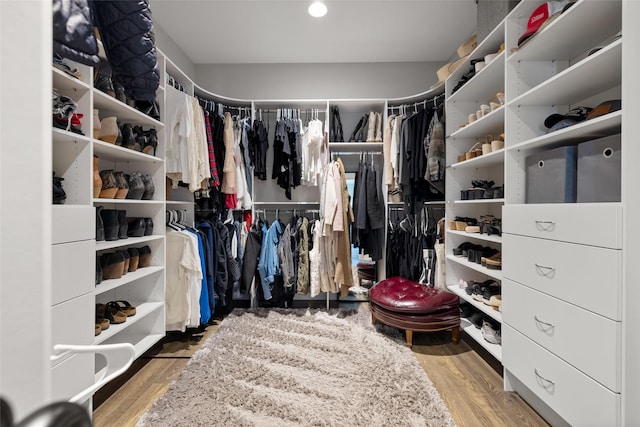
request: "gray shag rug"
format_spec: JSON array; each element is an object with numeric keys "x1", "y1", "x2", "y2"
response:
[{"x1": 137, "y1": 308, "x2": 456, "y2": 427}]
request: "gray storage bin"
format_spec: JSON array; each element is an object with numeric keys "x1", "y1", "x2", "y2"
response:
[
  {"x1": 577, "y1": 134, "x2": 621, "y2": 203},
  {"x1": 526, "y1": 146, "x2": 577, "y2": 203}
]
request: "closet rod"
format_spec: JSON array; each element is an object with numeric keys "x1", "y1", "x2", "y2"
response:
[
  {"x1": 257, "y1": 109, "x2": 326, "y2": 114},
  {"x1": 388, "y1": 93, "x2": 445, "y2": 112}
]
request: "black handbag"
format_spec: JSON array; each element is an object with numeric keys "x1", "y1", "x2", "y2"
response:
[{"x1": 331, "y1": 106, "x2": 344, "y2": 142}]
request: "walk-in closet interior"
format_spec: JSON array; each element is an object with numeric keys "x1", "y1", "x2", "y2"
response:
[{"x1": 1, "y1": 0, "x2": 639, "y2": 426}]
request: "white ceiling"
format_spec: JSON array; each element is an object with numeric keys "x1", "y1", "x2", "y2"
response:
[{"x1": 149, "y1": 0, "x2": 478, "y2": 64}]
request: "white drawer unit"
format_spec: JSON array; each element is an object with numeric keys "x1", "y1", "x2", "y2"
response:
[
  {"x1": 52, "y1": 240, "x2": 94, "y2": 305},
  {"x1": 52, "y1": 205, "x2": 95, "y2": 244},
  {"x1": 51, "y1": 293, "x2": 94, "y2": 367},
  {"x1": 503, "y1": 280, "x2": 621, "y2": 392},
  {"x1": 502, "y1": 204, "x2": 622, "y2": 249},
  {"x1": 51, "y1": 353, "x2": 94, "y2": 403},
  {"x1": 502, "y1": 234, "x2": 621, "y2": 321},
  {"x1": 503, "y1": 326, "x2": 620, "y2": 427}
]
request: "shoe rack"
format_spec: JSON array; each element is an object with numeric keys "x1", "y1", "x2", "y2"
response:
[
  {"x1": 51, "y1": 50, "x2": 167, "y2": 405},
  {"x1": 444, "y1": 21, "x2": 506, "y2": 362}
]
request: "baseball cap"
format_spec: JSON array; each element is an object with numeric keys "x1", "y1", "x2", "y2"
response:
[
  {"x1": 544, "y1": 106, "x2": 593, "y2": 129},
  {"x1": 518, "y1": 1, "x2": 574, "y2": 47},
  {"x1": 586, "y1": 99, "x2": 621, "y2": 120}
]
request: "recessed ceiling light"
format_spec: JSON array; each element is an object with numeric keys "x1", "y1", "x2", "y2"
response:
[{"x1": 308, "y1": 1, "x2": 327, "y2": 18}]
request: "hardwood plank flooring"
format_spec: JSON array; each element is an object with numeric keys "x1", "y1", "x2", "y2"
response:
[{"x1": 93, "y1": 311, "x2": 548, "y2": 427}]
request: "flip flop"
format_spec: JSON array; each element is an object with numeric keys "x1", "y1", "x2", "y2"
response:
[{"x1": 109, "y1": 300, "x2": 136, "y2": 317}]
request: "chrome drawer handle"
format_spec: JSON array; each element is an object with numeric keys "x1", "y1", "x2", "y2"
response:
[
  {"x1": 534, "y1": 368, "x2": 555, "y2": 388},
  {"x1": 535, "y1": 220, "x2": 555, "y2": 231},
  {"x1": 535, "y1": 263, "x2": 556, "y2": 277},
  {"x1": 534, "y1": 315, "x2": 555, "y2": 330}
]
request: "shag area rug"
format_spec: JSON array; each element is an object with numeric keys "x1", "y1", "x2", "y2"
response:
[{"x1": 137, "y1": 308, "x2": 456, "y2": 427}]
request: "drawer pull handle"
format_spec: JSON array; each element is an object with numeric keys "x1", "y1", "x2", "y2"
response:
[
  {"x1": 535, "y1": 220, "x2": 555, "y2": 231},
  {"x1": 534, "y1": 315, "x2": 555, "y2": 331},
  {"x1": 534, "y1": 368, "x2": 555, "y2": 388},
  {"x1": 535, "y1": 263, "x2": 555, "y2": 277}
]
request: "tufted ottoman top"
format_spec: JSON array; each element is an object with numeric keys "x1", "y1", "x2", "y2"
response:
[{"x1": 369, "y1": 277, "x2": 459, "y2": 314}]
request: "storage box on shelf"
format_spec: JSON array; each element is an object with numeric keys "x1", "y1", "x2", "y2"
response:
[{"x1": 501, "y1": 1, "x2": 624, "y2": 425}]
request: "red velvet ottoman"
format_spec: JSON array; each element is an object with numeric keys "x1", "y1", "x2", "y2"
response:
[{"x1": 369, "y1": 277, "x2": 460, "y2": 348}]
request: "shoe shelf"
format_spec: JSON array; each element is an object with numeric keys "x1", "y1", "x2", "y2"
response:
[
  {"x1": 93, "y1": 301, "x2": 163, "y2": 346},
  {"x1": 93, "y1": 198, "x2": 165, "y2": 206},
  {"x1": 459, "y1": 317, "x2": 502, "y2": 362},
  {"x1": 448, "y1": 105, "x2": 504, "y2": 140},
  {"x1": 448, "y1": 283, "x2": 502, "y2": 323},
  {"x1": 449, "y1": 149, "x2": 505, "y2": 169},
  {"x1": 93, "y1": 139, "x2": 163, "y2": 163},
  {"x1": 509, "y1": 40, "x2": 621, "y2": 107},
  {"x1": 507, "y1": 111, "x2": 622, "y2": 155},
  {"x1": 94, "y1": 266, "x2": 164, "y2": 295},
  {"x1": 52, "y1": 66, "x2": 91, "y2": 92},
  {"x1": 448, "y1": 52, "x2": 505, "y2": 106},
  {"x1": 93, "y1": 90, "x2": 163, "y2": 129},
  {"x1": 96, "y1": 235, "x2": 164, "y2": 251},
  {"x1": 53, "y1": 127, "x2": 91, "y2": 144},
  {"x1": 446, "y1": 254, "x2": 503, "y2": 281},
  {"x1": 166, "y1": 200, "x2": 195, "y2": 206},
  {"x1": 447, "y1": 229, "x2": 502, "y2": 244}
]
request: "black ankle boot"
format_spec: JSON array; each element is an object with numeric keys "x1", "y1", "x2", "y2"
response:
[
  {"x1": 101, "y1": 209, "x2": 119, "y2": 241},
  {"x1": 126, "y1": 172, "x2": 145, "y2": 200},
  {"x1": 142, "y1": 128, "x2": 157, "y2": 156},
  {"x1": 120, "y1": 123, "x2": 139, "y2": 151},
  {"x1": 144, "y1": 217, "x2": 154, "y2": 236},
  {"x1": 113, "y1": 79, "x2": 127, "y2": 103},
  {"x1": 132, "y1": 125, "x2": 146, "y2": 152},
  {"x1": 96, "y1": 254, "x2": 103, "y2": 285},
  {"x1": 53, "y1": 172, "x2": 66, "y2": 204},
  {"x1": 96, "y1": 206, "x2": 105, "y2": 241},
  {"x1": 127, "y1": 218, "x2": 146, "y2": 237},
  {"x1": 94, "y1": 59, "x2": 115, "y2": 98},
  {"x1": 141, "y1": 174, "x2": 155, "y2": 200},
  {"x1": 117, "y1": 210, "x2": 128, "y2": 239}
]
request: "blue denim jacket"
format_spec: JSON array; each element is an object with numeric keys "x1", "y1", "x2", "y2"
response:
[{"x1": 257, "y1": 220, "x2": 283, "y2": 299}]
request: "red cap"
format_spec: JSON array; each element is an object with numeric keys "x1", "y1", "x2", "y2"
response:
[{"x1": 518, "y1": 1, "x2": 570, "y2": 46}]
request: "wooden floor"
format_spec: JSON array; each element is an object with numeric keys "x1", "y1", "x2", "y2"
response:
[{"x1": 93, "y1": 308, "x2": 549, "y2": 427}]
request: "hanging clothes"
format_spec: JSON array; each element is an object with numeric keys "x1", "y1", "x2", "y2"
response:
[{"x1": 249, "y1": 118, "x2": 269, "y2": 180}]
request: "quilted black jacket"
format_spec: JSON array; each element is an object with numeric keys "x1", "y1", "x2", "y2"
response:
[
  {"x1": 90, "y1": 0, "x2": 160, "y2": 101},
  {"x1": 52, "y1": 0, "x2": 100, "y2": 67}
]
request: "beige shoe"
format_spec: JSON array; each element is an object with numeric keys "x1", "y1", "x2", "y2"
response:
[
  {"x1": 374, "y1": 112, "x2": 383, "y2": 142},
  {"x1": 93, "y1": 109, "x2": 101, "y2": 139},
  {"x1": 489, "y1": 295, "x2": 502, "y2": 311},
  {"x1": 366, "y1": 111, "x2": 376, "y2": 142},
  {"x1": 99, "y1": 117, "x2": 118, "y2": 144}
]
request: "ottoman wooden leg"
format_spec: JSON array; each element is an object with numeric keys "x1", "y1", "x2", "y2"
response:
[
  {"x1": 371, "y1": 312, "x2": 377, "y2": 325},
  {"x1": 405, "y1": 329, "x2": 413, "y2": 349},
  {"x1": 451, "y1": 326, "x2": 460, "y2": 344}
]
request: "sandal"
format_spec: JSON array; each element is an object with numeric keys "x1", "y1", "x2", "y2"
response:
[
  {"x1": 482, "y1": 252, "x2": 502, "y2": 270},
  {"x1": 109, "y1": 300, "x2": 136, "y2": 317},
  {"x1": 95, "y1": 324, "x2": 102, "y2": 336},
  {"x1": 97, "y1": 302, "x2": 126, "y2": 324}
]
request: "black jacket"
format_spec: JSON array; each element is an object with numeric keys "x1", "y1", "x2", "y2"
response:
[
  {"x1": 53, "y1": 0, "x2": 100, "y2": 67},
  {"x1": 90, "y1": 0, "x2": 160, "y2": 101}
]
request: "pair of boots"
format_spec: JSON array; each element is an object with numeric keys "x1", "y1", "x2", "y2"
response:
[{"x1": 349, "y1": 111, "x2": 383, "y2": 142}]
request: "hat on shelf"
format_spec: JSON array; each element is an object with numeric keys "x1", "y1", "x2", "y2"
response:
[
  {"x1": 430, "y1": 34, "x2": 477, "y2": 90},
  {"x1": 586, "y1": 99, "x2": 621, "y2": 120},
  {"x1": 544, "y1": 106, "x2": 593, "y2": 132},
  {"x1": 518, "y1": 1, "x2": 574, "y2": 47}
]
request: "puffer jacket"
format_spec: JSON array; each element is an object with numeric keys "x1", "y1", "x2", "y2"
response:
[
  {"x1": 52, "y1": 0, "x2": 100, "y2": 67},
  {"x1": 90, "y1": 0, "x2": 159, "y2": 101}
]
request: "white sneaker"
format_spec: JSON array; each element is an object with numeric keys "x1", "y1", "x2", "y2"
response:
[{"x1": 481, "y1": 320, "x2": 501, "y2": 345}]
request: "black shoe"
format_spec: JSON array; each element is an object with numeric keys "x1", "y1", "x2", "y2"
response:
[
  {"x1": 127, "y1": 248, "x2": 139, "y2": 272},
  {"x1": 117, "y1": 210, "x2": 128, "y2": 239},
  {"x1": 52, "y1": 172, "x2": 66, "y2": 204},
  {"x1": 133, "y1": 126, "x2": 146, "y2": 152},
  {"x1": 96, "y1": 254, "x2": 103, "y2": 285},
  {"x1": 134, "y1": 99, "x2": 160, "y2": 121},
  {"x1": 113, "y1": 79, "x2": 127, "y2": 103},
  {"x1": 142, "y1": 128, "x2": 157, "y2": 156},
  {"x1": 144, "y1": 217, "x2": 154, "y2": 236},
  {"x1": 101, "y1": 209, "x2": 119, "y2": 241},
  {"x1": 94, "y1": 59, "x2": 115, "y2": 97},
  {"x1": 120, "y1": 123, "x2": 140, "y2": 151},
  {"x1": 127, "y1": 218, "x2": 146, "y2": 237},
  {"x1": 126, "y1": 172, "x2": 145, "y2": 200},
  {"x1": 141, "y1": 174, "x2": 155, "y2": 200},
  {"x1": 138, "y1": 245, "x2": 152, "y2": 268},
  {"x1": 96, "y1": 206, "x2": 105, "y2": 241}
]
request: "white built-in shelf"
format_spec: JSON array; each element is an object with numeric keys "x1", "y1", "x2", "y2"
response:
[
  {"x1": 508, "y1": 111, "x2": 622, "y2": 153},
  {"x1": 448, "y1": 105, "x2": 505, "y2": 140},
  {"x1": 510, "y1": 40, "x2": 621, "y2": 106},
  {"x1": 447, "y1": 51, "x2": 505, "y2": 104},
  {"x1": 52, "y1": 66, "x2": 90, "y2": 92},
  {"x1": 93, "y1": 140, "x2": 163, "y2": 163},
  {"x1": 454, "y1": 198, "x2": 504, "y2": 205},
  {"x1": 329, "y1": 142, "x2": 383, "y2": 152},
  {"x1": 93, "y1": 301, "x2": 164, "y2": 347},
  {"x1": 253, "y1": 201, "x2": 320, "y2": 207},
  {"x1": 166, "y1": 200, "x2": 195, "y2": 205},
  {"x1": 95, "y1": 235, "x2": 164, "y2": 251},
  {"x1": 52, "y1": 127, "x2": 91, "y2": 144},
  {"x1": 448, "y1": 284, "x2": 502, "y2": 322},
  {"x1": 460, "y1": 317, "x2": 502, "y2": 362},
  {"x1": 449, "y1": 149, "x2": 505, "y2": 169},
  {"x1": 93, "y1": 198, "x2": 165, "y2": 205},
  {"x1": 447, "y1": 229, "x2": 502, "y2": 244},
  {"x1": 446, "y1": 254, "x2": 503, "y2": 281},
  {"x1": 95, "y1": 266, "x2": 164, "y2": 295},
  {"x1": 93, "y1": 90, "x2": 164, "y2": 128},
  {"x1": 509, "y1": 1, "x2": 621, "y2": 63}
]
